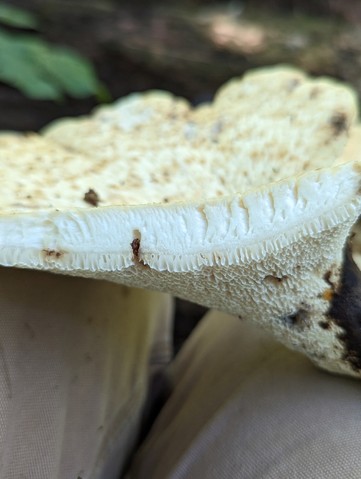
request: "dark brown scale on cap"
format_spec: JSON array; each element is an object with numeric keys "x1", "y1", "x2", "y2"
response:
[
  {"x1": 329, "y1": 112, "x2": 348, "y2": 137},
  {"x1": 327, "y1": 242, "x2": 361, "y2": 371},
  {"x1": 83, "y1": 189, "x2": 100, "y2": 207}
]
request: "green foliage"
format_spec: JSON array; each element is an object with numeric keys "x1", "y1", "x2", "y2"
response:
[
  {"x1": 0, "y1": 3, "x2": 38, "y2": 29},
  {"x1": 0, "y1": 3, "x2": 107, "y2": 101}
]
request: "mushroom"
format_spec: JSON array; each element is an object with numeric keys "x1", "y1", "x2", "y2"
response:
[{"x1": 1, "y1": 65, "x2": 361, "y2": 377}]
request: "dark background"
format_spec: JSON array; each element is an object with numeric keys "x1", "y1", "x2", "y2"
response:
[{"x1": 3, "y1": 0, "x2": 361, "y2": 131}]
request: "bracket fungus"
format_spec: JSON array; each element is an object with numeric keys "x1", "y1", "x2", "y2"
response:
[{"x1": 1, "y1": 66, "x2": 361, "y2": 377}]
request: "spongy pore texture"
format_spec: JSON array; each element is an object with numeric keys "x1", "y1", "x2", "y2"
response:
[{"x1": 1, "y1": 65, "x2": 361, "y2": 378}]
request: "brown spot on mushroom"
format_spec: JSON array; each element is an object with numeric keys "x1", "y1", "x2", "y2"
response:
[
  {"x1": 311, "y1": 352, "x2": 327, "y2": 361},
  {"x1": 131, "y1": 230, "x2": 148, "y2": 268},
  {"x1": 42, "y1": 249, "x2": 64, "y2": 259},
  {"x1": 322, "y1": 289, "x2": 334, "y2": 301},
  {"x1": 131, "y1": 238, "x2": 140, "y2": 259},
  {"x1": 323, "y1": 265, "x2": 340, "y2": 292},
  {"x1": 319, "y1": 320, "x2": 331, "y2": 330},
  {"x1": 324, "y1": 270, "x2": 332, "y2": 285},
  {"x1": 264, "y1": 274, "x2": 289, "y2": 285},
  {"x1": 83, "y1": 189, "x2": 100, "y2": 207},
  {"x1": 282, "y1": 307, "x2": 309, "y2": 328},
  {"x1": 329, "y1": 112, "x2": 348, "y2": 137}
]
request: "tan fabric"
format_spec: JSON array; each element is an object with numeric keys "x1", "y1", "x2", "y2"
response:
[
  {"x1": 1, "y1": 268, "x2": 361, "y2": 479},
  {"x1": 0, "y1": 267, "x2": 173, "y2": 479},
  {"x1": 129, "y1": 311, "x2": 361, "y2": 479}
]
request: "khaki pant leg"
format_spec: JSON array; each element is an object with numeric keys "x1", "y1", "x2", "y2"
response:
[
  {"x1": 129, "y1": 311, "x2": 361, "y2": 479},
  {"x1": 0, "y1": 267, "x2": 173, "y2": 479}
]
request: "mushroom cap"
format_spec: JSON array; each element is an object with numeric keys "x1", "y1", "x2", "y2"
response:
[{"x1": 1, "y1": 65, "x2": 361, "y2": 377}]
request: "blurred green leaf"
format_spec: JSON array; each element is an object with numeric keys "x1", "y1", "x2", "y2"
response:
[
  {"x1": 31, "y1": 45, "x2": 101, "y2": 98},
  {"x1": 0, "y1": 3, "x2": 38, "y2": 29},
  {"x1": 0, "y1": 27, "x2": 108, "y2": 101}
]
